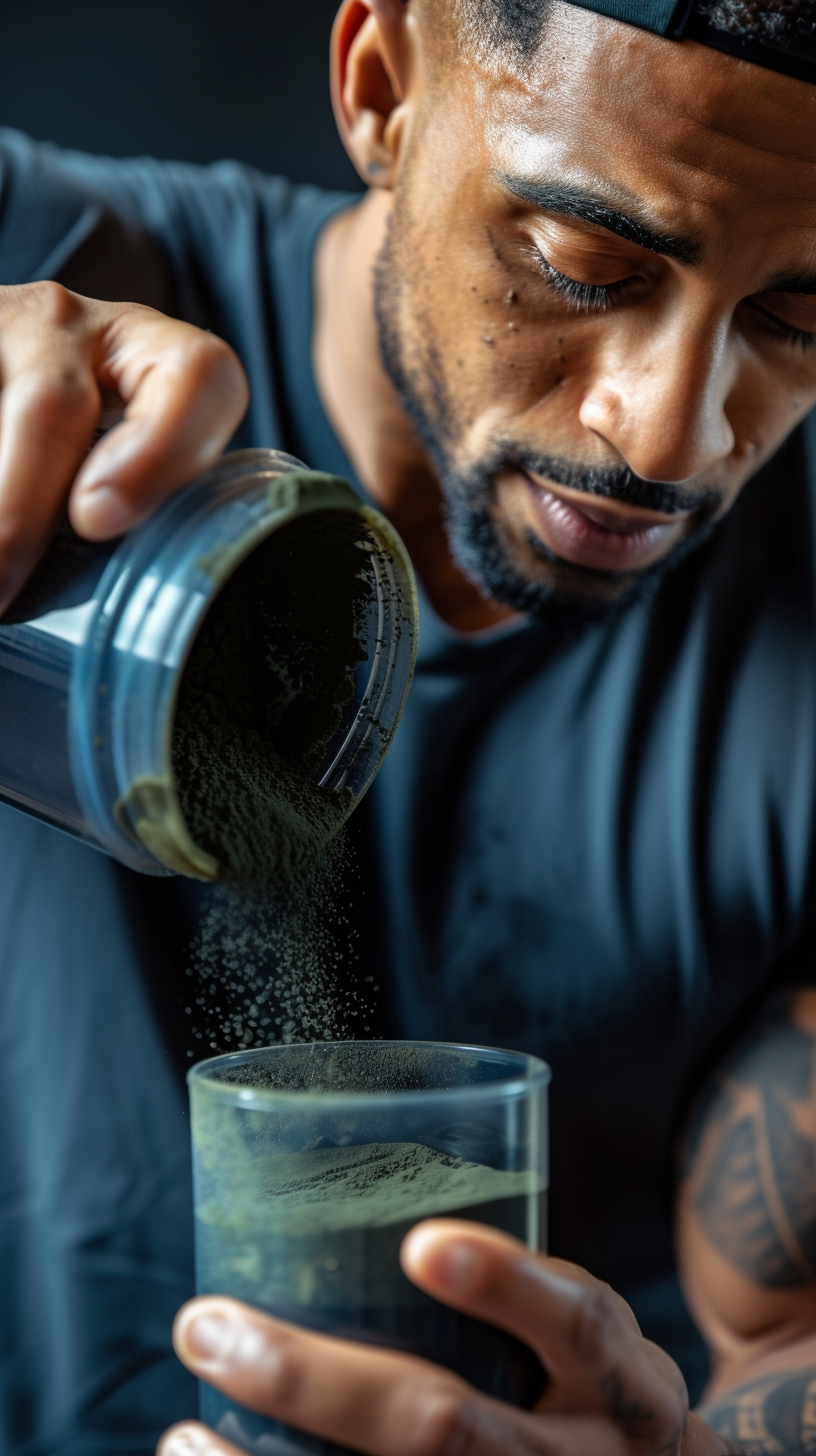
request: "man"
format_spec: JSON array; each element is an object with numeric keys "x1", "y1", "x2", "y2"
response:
[{"x1": 0, "y1": 0, "x2": 814, "y2": 1451}]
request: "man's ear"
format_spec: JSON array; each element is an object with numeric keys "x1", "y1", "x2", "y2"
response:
[{"x1": 330, "y1": 0, "x2": 415, "y2": 188}]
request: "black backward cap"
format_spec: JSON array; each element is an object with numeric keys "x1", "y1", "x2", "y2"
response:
[{"x1": 562, "y1": 0, "x2": 816, "y2": 84}]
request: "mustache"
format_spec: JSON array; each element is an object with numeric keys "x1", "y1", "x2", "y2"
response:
[{"x1": 503, "y1": 449, "x2": 723, "y2": 518}]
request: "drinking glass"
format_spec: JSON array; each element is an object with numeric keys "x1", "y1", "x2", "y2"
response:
[{"x1": 188, "y1": 1041, "x2": 550, "y2": 1455}]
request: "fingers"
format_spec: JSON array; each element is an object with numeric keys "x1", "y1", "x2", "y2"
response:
[
  {"x1": 171, "y1": 1287, "x2": 687, "y2": 1456},
  {"x1": 401, "y1": 1222, "x2": 687, "y2": 1446},
  {"x1": 172, "y1": 1297, "x2": 560, "y2": 1456},
  {"x1": 0, "y1": 282, "x2": 248, "y2": 615},
  {"x1": 159, "y1": 1414, "x2": 630, "y2": 1456},
  {"x1": 70, "y1": 305, "x2": 248, "y2": 537},
  {"x1": 0, "y1": 284, "x2": 100, "y2": 612},
  {"x1": 158, "y1": 1422, "x2": 244, "y2": 1456},
  {"x1": 401, "y1": 1221, "x2": 635, "y2": 1361}
]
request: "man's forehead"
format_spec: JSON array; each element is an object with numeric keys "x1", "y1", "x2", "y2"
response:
[
  {"x1": 560, "y1": 0, "x2": 816, "y2": 87},
  {"x1": 479, "y1": 8, "x2": 816, "y2": 224}
]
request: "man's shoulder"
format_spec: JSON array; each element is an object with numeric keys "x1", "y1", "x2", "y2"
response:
[{"x1": 0, "y1": 127, "x2": 355, "y2": 296}]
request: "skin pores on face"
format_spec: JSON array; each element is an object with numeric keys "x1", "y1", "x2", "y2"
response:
[{"x1": 375, "y1": 0, "x2": 816, "y2": 615}]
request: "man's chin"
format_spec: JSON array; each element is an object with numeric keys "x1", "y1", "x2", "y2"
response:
[{"x1": 444, "y1": 497, "x2": 719, "y2": 630}]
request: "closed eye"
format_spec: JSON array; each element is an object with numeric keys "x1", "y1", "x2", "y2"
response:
[
  {"x1": 747, "y1": 298, "x2": 816, "y2": 353},
  {"x1": 530, "y1": 248, "x2": 640, "y2": 313}
]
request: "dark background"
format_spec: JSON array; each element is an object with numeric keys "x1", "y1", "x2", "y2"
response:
[{"x1": 0, "y1": 0, "x2": 363, "y2": 192}]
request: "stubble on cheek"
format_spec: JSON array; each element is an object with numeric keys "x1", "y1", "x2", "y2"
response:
[{"x1": 382, "y1": 194, "x2": 576, "y2": 474}]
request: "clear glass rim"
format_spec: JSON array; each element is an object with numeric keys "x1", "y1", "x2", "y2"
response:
[{"x1": 187, "y1": 1039, "x2": 552, "y2": 1107}]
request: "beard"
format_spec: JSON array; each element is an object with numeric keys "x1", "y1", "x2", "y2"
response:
[
  {"x1": 439, "y1": 453, "x2": 722, "y2": 628},
  {"x1": 373, "y1": 213, "x2": 724, "y2": 628}
]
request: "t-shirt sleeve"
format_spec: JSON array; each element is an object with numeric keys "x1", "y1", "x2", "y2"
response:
[
  {"x1": 0, "y1": 126, "x2": 336, "y2": 447},
  {"x1": 0, "y1": 127, "x2": 174, "y2": 309}
]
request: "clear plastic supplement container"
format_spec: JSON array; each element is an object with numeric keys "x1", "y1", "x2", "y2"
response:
[
  {"x1": 0, "y1": 450, "x2": 418, "y2": 876},
  {"x1": 189, "y1": 1041, "x2": 550, "y2": 1456}
]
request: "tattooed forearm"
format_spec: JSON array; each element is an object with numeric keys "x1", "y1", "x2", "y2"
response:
[
  {"x1": 684, "y1": 990, "x2": 816, "y2": 1289},
  {"x1": 681, "y1": 992, "x2": 816, "y2": 1451},
  {"x1": 700, "y1": 1366, "x2": 816, "y2": 1454}
]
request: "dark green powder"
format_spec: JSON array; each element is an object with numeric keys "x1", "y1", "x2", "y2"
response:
[
  {"x1": 172, "y1": 511, "x2": 372, "y2": 891},
  {"x1": 171, "y1": 510, "x2": 377, "y2": 1051}
]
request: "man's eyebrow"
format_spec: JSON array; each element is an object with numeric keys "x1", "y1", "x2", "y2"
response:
[
  {"x1": 497, "y1": 174, "x2": 702, "y2": 266},
  {"x1": 763, "y1": 272, "x2": 816, "y2": 296}
]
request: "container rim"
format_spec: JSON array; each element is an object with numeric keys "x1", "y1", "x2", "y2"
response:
[{"x1": 187, "y1": 1040, "x2": 552, "y2": 1106}]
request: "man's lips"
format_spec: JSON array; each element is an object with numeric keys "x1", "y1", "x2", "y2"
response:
[{"x1": 519, "y1": 471, "x2": 688, "y2": 573}]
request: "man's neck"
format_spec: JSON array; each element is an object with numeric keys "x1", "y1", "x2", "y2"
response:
[{"x1": 312, "y1": 190, "x2": 518, "y2": 634}]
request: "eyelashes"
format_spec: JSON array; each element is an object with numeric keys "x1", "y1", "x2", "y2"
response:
[
  {"x1": 748, "y1": 300, "x2": 816, "y2": 354},
  {"x1": 531, "y1": 246, "x2": 816, "y2": 355},
  {"x1": 530, "y1": 247, "x2": 637, "y2": 313}
]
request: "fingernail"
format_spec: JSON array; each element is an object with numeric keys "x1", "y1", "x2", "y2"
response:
[
  {"x1": 164, "y1": 1429, "x2": 222, "y2": 1456},
  {"x1": 185, "y1": 1313, "x2": 240, "y2": 1363},
  {"x1": 73, "y1": 484, "x2": 133, "y2": 536},
  {"x1": 181, "y1": 1309, "x2": 275, "y2": 1376},
  {"x1": 163, "y1": 1434, "x2": 207, "y2": 1456}
]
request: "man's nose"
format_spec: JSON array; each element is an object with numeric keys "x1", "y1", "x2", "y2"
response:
[{"x1": 577, "y1": 314, "x2": 736, "y2": 485}]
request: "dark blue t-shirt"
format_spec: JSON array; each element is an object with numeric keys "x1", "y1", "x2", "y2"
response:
[{"x1": 0, "y1": 128, "x2": 815, "y2": 1454}]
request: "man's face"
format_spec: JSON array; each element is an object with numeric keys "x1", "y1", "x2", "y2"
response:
[{"x1": 374, "y1": 2, "x2": 816, "y2": 618}]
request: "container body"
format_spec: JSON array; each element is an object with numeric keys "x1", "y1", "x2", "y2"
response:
[
  {"x1": 0, "y1": 451, "x2": 418, "y2": 876},
  {"x1": 189, "y1": 1041, "x2": 550, "y2": 1456},
  {"x1": 0, "y1": 526, "x2": 115, "y2": 843}
]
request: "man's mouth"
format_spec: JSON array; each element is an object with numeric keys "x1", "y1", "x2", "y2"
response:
[{"x1": 519, "y1": 470, "x2": 689, "y2": 573}]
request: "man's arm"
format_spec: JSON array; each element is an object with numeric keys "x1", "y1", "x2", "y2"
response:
[
  {"x1": 678, "y1": 987, "x2": 816, "y2": 1454},
  {"x1": 0, "y1": 129, "x2": 303, "y2": 616},
  {"x1": 154, "y1": 995, "x2": 816, "y2": 1456},
  {"x1": 700, "y1": 1365, "x2": 816, "y2": 1454}
]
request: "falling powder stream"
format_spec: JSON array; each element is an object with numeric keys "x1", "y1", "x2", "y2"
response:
[{"x1": 171, "y1": 512, "x2": 379, "y2": 1054}]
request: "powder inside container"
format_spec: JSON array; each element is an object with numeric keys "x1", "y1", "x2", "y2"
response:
[
  {"x1": 172, "y1": 510, "x2": 373, "y2": 888},
  {"x1": 172, "y1": 511, "x2": 376, "y2": 1050}
]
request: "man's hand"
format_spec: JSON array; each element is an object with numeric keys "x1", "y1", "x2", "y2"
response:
[
  {"x1": 0, "y1": 282, "x2": 249, "y2": 615},
  {"x1": 158, "y1": 1221, "x2": 725, "y2": 1456}
]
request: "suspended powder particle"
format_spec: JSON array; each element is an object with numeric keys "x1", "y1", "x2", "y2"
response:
[
  {"x1": 172, "y1": 511, "x2": 377, "y2": 1052},
  {"x1": 212, "y1": 1040, "x2": 480, "y2": 1095}
]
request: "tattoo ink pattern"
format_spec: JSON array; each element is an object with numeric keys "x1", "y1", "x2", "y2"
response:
[
  {"x1": 687, "y1": 995, "x2": 816, "y2": 1289},
  {"x1": 597, "y1": 1367, "x2": 685, "y2": 1453},
  {"x1": 702, "y1": 1368, "x2": 816, "y2": 1454}
]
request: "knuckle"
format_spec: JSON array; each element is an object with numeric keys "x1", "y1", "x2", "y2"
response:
[
  {"x1": 258, "y1": 1335, "x2": 305, "y2": 1412},
  {"x1": 570, "y1": 1284, "x2": 620, "y2": 1362},
  {"x1": 181, "y1": 331, "x2": 227, "y2": 378},
  {"x1": 21, "y1": 279, "x2": 82, "y2": 329},
  {"x1": 181, "y1": 332, "x2": 248, "y2": 403},
  {"x1": 404, "y1": 1385, "x2": 475, "y2": 1456}
]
